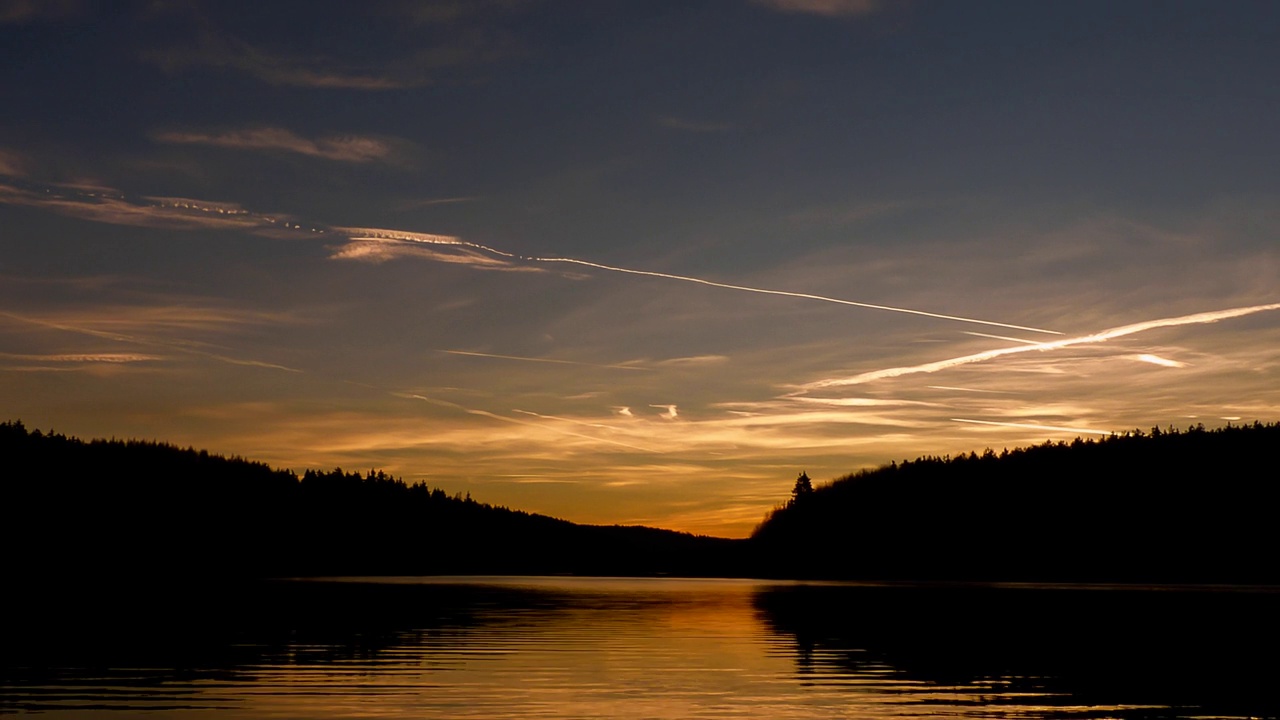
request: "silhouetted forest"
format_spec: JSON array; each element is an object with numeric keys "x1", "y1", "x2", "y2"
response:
[
  {"x1": 7, "y1": 420, "x2": 1279, "y2": 583},
  {"x1": 1, "y1": 421, "x2": 744, "y2": 579},
  {"x1": 751, "y1": 422, "x2": 1280, "y2": 583}
]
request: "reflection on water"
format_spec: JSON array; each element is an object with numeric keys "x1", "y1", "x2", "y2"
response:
[{"x1": 3, "y1": 577, "x2": 1277, "y2": 719}]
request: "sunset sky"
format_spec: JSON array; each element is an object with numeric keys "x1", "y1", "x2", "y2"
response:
[{"x1": 3, "y1": 0, "x2": 1278, "y2": 536}]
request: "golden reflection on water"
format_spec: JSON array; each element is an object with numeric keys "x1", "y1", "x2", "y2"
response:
[{"x1": 4, "y1": 577, "x2": 1274, "y2": 719}]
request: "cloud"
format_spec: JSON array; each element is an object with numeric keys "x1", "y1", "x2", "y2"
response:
[
  {"x1": 1130, "y1": 353, "x2": 1187, "y2": 368},
  {"x1": 398, "y1": 392, "x2": 661, "y2": 454},
  {"x1": 789, "y1": 396, "x2": 942, "y2": 408},
  {"x1": 650, "y1": 404, "x2": 679, "y2": 420},
  {"x1": 751, "y1": 0, "x2": 884, "y2": 17},
  {"x1": 0, "y1": 305, "x2": 297, "y2": 340},
  {"x1": 0, "y1": 305, "x2": 304, "y2": 373},
  {"x1": 0, "y1": 180, "x2": 298, "y2": 234},
  {"x1": 0, "y1": 352, "x2": 163, "y2": 363},
  {"x1": 440, "y1": 349, "x2": 650, "y2": 371},
  {"x1": 951, "y1": 418, "x2": 1114, "y2": 436},
  {"x1": 329, "y1": 226, "x2": 542, "y2": 272},
  {"x1": 2, "y1": 183, "x2": 1060, "y2": 336},
  {"x1": 927, "y1": 385, "x2": 1020, "y2": 395},
  {"x1": 803, "y1": 302, "x2": 1280, "y2": 390},
  {"x1": 655, "y1": 355, "x2": 730, "y2": 367},
  {"x1": 153, "y1": 127, "x2": 399, "y2": 163},
  {"x1": 329, "y1": 237, "x2": 523, "y2": 270}
]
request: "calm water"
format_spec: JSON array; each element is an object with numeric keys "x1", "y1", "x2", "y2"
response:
[{"x1": 3, "y1": 576, "x2": 1278, "y2": 719}]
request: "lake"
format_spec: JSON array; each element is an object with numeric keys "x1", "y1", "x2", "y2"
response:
[{"x1": 3, "y1": 576, "x2": 1278, "y2": 719}]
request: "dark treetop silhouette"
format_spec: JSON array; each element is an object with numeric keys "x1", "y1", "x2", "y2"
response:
[
  {"x1": 0, "y1": 420, "x2": 742, "y2": 579},
  {"x1": 751, "y1": 421, "x2": 1280, "y2": 584},
  {"x1": 5, "y1": 420, "x2": 1278, "y2": 583}
]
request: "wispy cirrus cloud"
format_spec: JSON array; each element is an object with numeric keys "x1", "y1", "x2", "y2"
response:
[
  {"x1": 153, "y1": 127, "x2": 401, "y2": 163},
  {"x1": 0, "y1": 352, "x2": 163, "y2": 363},
  {"x1": 0, "y1": 181, "x2": 261, "y2": 231},
  {"x1": 1130, "y1": 353, "x2": 1187, "y2": 368},
  {"x1": 655, "y1": 355, "x2": 730, "y2": 367},
  {"x1": 0, "y1": 305, "x2": 297, "y2": 347},
  {"x1": 649, "y1": 404, "x2": 679, "y2": 420},
  {"x1": 0, "y1": 180, "x2": 327, "y2": 237},
  {"x1": 329, "y1": 228, "x2": 531, "y2": 271},
  {"x1": 0, "y1": 305, "x2": 304, "y2": 373}
]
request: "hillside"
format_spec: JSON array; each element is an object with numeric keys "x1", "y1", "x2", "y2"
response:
[
  {"x1": 8, "y1": 420, "x2": 1278, "y2": 584},
  {"x1": 1, "y1": 421, "x2": 744, "y2": 579},
  {"x1": 750, "y1": 422, "x2": 1280, "y2": 583}
]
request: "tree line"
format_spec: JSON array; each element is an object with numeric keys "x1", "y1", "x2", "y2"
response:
[
  {"x1": 0, "y1": 421, "x2": 742, "y2": 579},
  {"x1": 6, "y1": 419, "x2": 1277, "y2": 583},
  {"x1": 751, "y1": 422, "x2": 1280, "y2": 583}
]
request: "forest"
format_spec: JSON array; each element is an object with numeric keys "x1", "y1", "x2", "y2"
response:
[
  {"x1": 0, "y1": 420, "x2": 743, "y2": 579},
  {"x1": 5, "y1": 420, "x2": 1277, "y2": 584},
  {"x1": 751, "y1": 421, "x2": 1280, "y2": 583}
]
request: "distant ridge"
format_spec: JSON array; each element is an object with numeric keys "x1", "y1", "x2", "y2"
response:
[
  {"x1": 751, "y1": 421, "x2": 1280, "y2": 584},
  {"x1": 0, "y1": 420, "x2": 744, "y2": 579},
  {"x1": 6, "y1": 420, "x2": 1278, "y2": 584}
]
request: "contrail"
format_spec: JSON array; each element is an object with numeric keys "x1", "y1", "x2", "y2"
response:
[
  {"x1": 335, "y1": 227, "x2": 1063, "y2": 335},
  {"x1": 0, "y1": 179, "x2": 1063, "y2": 336},
  {"x1": 440, "y1": 349, "x2": 649, "y2": 371},
  {"x1": 952, "y1": 418, "x2": 1113, "y2": 435},
  {"x1": 962, "y1": 331, "x2": 1043, "y2": 345},
  {"x1": 805, "y1": 302, "x2": 1280, "y2": 389},
  {"x1": 525, "y1": 255, "x2": 1063, "y2": 335}
]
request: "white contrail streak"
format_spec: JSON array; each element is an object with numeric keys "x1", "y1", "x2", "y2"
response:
[
  {"x1": 962, "y1": 331, "x2": 1043, "y2": 345},
  {"x1": 805, "y1": 302, "x2": 1280, "y2": 389},
  {"x1": 334, "y1": 227, "x2": 1063, "y2": 335},
  {"x1": 440, "y1": 349, "x2": 649, "y2": 371},
  {"x1": 524, "y1": 255, "x2": 1063, "y2": 335},
  {"x1": 952, "y1": 418, "x2": 1113, "y2": 435},
  {"x1": 1, "y1": 180, "x2": 1062, "y2": 335}
]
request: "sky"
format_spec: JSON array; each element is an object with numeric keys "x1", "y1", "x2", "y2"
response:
[{"x1": 2, "y1": 0, "x2": 1278, "y2": 537}]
